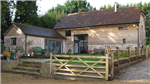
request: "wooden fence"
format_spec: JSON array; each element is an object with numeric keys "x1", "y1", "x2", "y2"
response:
[
  {"x1": 49, "y1": 47, "x2": 150, "y2": 81},
  {"x1": 50, "y1": 54, "x2": 115, "y2": 80},
  {"x1": 107, "y1": 47, "x2": 150, "y2": 73}
]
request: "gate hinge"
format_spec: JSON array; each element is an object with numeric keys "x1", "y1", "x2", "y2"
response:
[{"x1": 105, "y1": 74, "x2": 111, "y2": 77}]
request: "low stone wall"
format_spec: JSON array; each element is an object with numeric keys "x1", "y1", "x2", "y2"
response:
[
  {"x1": 1, "y1": 60, "x2": 19, "y2": 71},
  {"x1": 40, "y1": 62, "x2": 51, "y2": 77}
]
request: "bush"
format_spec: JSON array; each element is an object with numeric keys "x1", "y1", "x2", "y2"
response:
[{"x1": 0, "y1": 44, "x2": 5, "y2": 54}]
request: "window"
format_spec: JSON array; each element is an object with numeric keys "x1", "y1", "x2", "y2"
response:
[
  {"x1": 118, "y1": 27, "x2": 128, "y2": 30},
  {"x1": 11, "y1": 38, "x2": 16, "y2": 45},
  {"x1": 123, "y1": 39, "x2": 126, "y2": 44},
  {"x1": 65, "y1": 30, "x2": 71, "y2": 36}
]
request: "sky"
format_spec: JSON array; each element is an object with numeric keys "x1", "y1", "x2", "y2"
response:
[{"x1": 36, "y1": 0, "x2": 149, "y2": 15}]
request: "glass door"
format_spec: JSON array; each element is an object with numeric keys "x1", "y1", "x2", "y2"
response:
[{"x1": 74, "y1": 34, "x2": 88, "y2": 54}]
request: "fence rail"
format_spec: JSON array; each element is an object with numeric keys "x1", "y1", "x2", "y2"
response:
[
  {"x1": 49, "y1": 47, "x2": 150, "y2": 81},
  {"x1": 50, "y1": 54, "x2": 113, "y2": 80}
]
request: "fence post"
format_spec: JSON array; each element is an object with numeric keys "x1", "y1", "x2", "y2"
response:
[
  {"x1": 141, "y1": 47, "x2": 143, "y2": 60},
  {"x1": 107, "y1": 46, "x2": 110, "y2": 54},
  {"x1": 144, "y1": 47, "x2": 147, "y2": 59},
  {"x1": 105, "y1": 54, "x2": 109, "y2": 81},
  {"x1": 50, "y1": 52, "x2": 52, "y2": 77},
  {"x1": 127, "y1": 47, "x2": 130, "y2": 64},
  {"x1": 135, "y1": 47, "x2": 138, "y2": 60},
  {"x1": 109, "y1": 53, "x2": 114, "y2": 81},
  {"x1": 116, "y1": 47, "x2": 119, "y2": 71}
]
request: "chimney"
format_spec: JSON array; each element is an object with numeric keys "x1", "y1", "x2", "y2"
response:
[{"x1": 114, "y1": 2, "x2": 117, "y2": 12}]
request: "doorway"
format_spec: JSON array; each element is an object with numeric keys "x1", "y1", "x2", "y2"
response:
[{"x1": 74, "y1": 34, "x2": 88, "y2": 54}]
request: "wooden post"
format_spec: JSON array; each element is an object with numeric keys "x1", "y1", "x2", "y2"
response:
[
  {"x1": 105, "y1": 54, "x2": 109, "y2": 81},
  {"x1": 141, "y1": 47, "x2": 143, "y2": 60},
  {"x1": 109, "y1": 53, "x2": 114, "y2": 81},
  {"x1": 50, "y1": 52, "x2": 52, "y2": 76},
  {"x1": 127, "y1": 47, "x2": 130, "y2": 64},
  {"x1": 116, "y1": 47, "x2": 119, "y2": 71},
  {"x1": 144, "y1": 47, "x2": 146, "y2": 59},
  {"x1": 107, "y1": 46, "x2": 110, "y2": 54},
  {"x1": 135, "y1": 47, "x2": 138, "y2": 60}
]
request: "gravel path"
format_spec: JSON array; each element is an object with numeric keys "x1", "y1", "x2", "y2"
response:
[{"x1": 1, "y1": 58, "x2": 150, "y2": 84}]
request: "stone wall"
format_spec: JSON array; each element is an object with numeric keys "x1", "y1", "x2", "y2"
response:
[
  {"x1": 4, "y1": 36, "x2": 25, "y2": 57},
  {"x1": 4, "y1": 26, "x2": 26, "y2": 57},
  {"x1": 57, "y1": 23, "x2": 140, "y2": 53},
  {"x1": 26, "y1": 35, "x2": 45, "y2": 53},
  {"x1": 40, "y1": 62, "x2": 51, "y2": 77},
  {"x1": 139, "y1": 14, "x2": 146, "y2": 47},
  {"x1": 1, "y1": 60, "x2": 19, "y2": 71}
]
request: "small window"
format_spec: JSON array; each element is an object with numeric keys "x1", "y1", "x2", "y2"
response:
[
  {"x1": 123, "y1": 39, "x2": 126, "y2": 44},
  {"x1": 11, "y1": 38, "x2": 16, "y2": 45},
  {"x1": 118, "y1": 27, "x2": 128, "y2": 30},
  {"x1": 65, "y1": 30, "x2": 71, "y2": 36}
]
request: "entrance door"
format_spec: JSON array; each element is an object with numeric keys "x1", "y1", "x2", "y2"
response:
[{"x1": 74, "y1": 34, "x2": 88, "y2": 54}]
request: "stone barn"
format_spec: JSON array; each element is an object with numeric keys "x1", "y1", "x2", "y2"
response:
[{"x1": 54, "y1": 7, "x2": 146, "y2": 54}]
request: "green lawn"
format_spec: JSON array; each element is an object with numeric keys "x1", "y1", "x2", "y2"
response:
[
  {"x1": 52, "y1": 54, "x2": 105, "y2": 65},
  {"x1": 51, "y1": 52, "x2": 139, "y2": 65}
]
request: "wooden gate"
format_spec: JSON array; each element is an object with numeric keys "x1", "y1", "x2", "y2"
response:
[{"x1": 50, "y1": 53, "x2": 114, "y2": 80}]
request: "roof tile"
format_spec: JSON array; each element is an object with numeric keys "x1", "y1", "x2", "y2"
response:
[{"x1": 54, "y1": 7, "x2": 142, "y2": 29}]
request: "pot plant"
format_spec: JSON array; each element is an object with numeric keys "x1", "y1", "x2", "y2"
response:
[
  {"x1": 68, "y1": 49, "x2": 72, "y2": 54},
  {"x1": 88, "y1": 50, "x2": 92, "y2": 55}
]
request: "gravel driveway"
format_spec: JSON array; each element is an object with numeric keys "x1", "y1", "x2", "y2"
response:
[{"x1": 1, "y1": 58, "x2": 150, "y2": 84}]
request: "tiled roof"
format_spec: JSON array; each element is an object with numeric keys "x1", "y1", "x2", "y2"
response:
[
  {"x1": 54, "y1": 7, "x2": 142, "y2": 29},
  {"x1": 4, "y1": 23, "x2": 66, "y2": 39}
]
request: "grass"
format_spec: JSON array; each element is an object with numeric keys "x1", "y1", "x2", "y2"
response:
[
  {"x1": 51, "y1": 51, "x2": 140, "y2": 65},
  {"x1": 52, "y1": 54, "x2": 105, "y2": 65}
]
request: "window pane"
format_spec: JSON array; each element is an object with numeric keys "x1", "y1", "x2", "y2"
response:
[
  {"x1": 123, "y1": 39, "x2": 126, "y2": 44},
  {"x1": 65, "y1": 30, "x2": 71, "y2": 36},
  {"x1": 118, "y1": 27, "x2": 128, "y2": 30},
  {"x1": 11, "y1": 38, "x2": 16, "y2": 45}
]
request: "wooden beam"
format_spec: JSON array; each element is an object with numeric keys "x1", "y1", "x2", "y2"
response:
[
  {"x1": 78, "y1": 58, "x2": 105, "y2": 78},
  {"x1": 135, "y1": 47, "x2": 138, "y2": 60},
  {"x1": 109, "y1": 53, "x2": 114, "y2": 81},
  {"x1": 144, "y1": 47, "x2": 147, "y2": 58},
  {"x1": 54, "y1": 57, "x2": 75, "y2": 75},
  {"x1": 51, "y1": 57, "x2": 75, "y2": 74},
  {"x1": 141, "y1": 47, "x2": 143, "y2": 60},
  {"x1": 127, "y1": 47, "x2": 130, "y2": 64},
  {"x1": 116, "y1": 47, "x2": 119, "y2": 71},
  {"x1": 77, "y1": 59, "x2": 104, "y2": 75},
  {"x1": 50, "y1": 53, "x2": 52, "y2": 76},
  {"x1": 105, "y1": 54, "x2": 109, "y2": 81}
]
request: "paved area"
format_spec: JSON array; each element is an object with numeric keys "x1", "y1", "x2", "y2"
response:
[{"x1": 1, "y1": 58, "x2": 150, "y2": 84}]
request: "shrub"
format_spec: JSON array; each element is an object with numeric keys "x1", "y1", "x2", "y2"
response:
[{"x1": 68, "y1": 49, "x2": 72, "y2": 52}]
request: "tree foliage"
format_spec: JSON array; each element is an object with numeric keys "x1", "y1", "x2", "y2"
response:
[
  {"x1": 14, "y1": 1, "x2": 38, "y2": 24},
  {"x1": 1, "y1": 1, "x2": 15, "y2": 39}
]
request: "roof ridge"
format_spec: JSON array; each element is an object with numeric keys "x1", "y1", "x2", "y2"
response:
[
  {"x1": 13, "y1": 22, "x2": 55, "y2": 31},
  {"x1": 66, "y1": 6, "x2": 138, "y2": 16}
]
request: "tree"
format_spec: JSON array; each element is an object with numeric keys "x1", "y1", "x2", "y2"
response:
[
  {"x1": 1, "y1": 1, "x2": 15, "y2": 39},
  {"x1": 64, "y1": 0, "x2": 95, "y2": 14},
  {"x1": 14, "y1": 1, "x2": 38, "y2": 24}
]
